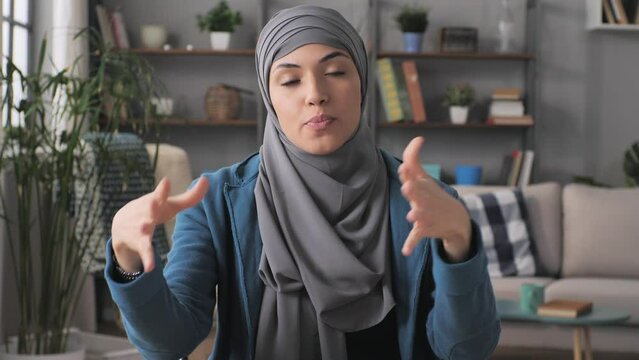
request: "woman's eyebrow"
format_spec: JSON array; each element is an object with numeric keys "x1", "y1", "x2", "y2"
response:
[{"x1": 273, "y1": 51, "x2": 350, "y2": 72}]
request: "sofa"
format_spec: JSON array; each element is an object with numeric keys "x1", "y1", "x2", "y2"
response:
[{"x1": 454, "y1": 182, "x2": 639, "y2": 353}]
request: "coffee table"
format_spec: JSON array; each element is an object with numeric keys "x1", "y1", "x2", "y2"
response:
[{"x1": 496, "y1": 299, "x2": 630, "y2": 360}]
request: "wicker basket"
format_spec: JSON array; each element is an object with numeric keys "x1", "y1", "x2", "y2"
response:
[{"x1": 205, "y1": 84, "x2": 241, "y2": 121}]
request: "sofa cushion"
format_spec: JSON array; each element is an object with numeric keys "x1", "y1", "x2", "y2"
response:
[
  {"x1": 455, "y1": 183, "x2": 562, "y2": 277},
  {"x1": 544, "y1": 278, "x2": 639, "y2": 325},
  {"x1": 461, "y1": 189, "x2": 536, "y2": 277},
  {"x1": 562, "y1": 184, "x2": 639, "y2": 278},
  {"x1": 491, "y1": 277, "x2": 555, "y2": 300}
]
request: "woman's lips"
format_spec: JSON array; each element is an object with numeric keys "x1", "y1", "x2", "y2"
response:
[{"x1": 305, "y1": 114, "x2": 335, "y2": 130}]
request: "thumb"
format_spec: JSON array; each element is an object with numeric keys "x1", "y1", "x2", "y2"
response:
[{"x1": 168, "y1": 176, "x2": 210, "y2": 211}]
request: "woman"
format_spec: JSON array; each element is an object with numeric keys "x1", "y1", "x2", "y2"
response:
[{"x1": 107, "y1": 5, "x2": 499, "y2": 360}]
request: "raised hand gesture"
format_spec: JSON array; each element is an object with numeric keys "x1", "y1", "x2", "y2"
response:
[
  {"x1": 398, "y1": 137, "x2": 472, "y2": 262},
  {"x1": 111, "y1": 177, "x2": 210, "y2": 273}
]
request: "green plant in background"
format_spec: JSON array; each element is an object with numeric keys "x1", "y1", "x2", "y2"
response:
[
  {"x1": 394, "y1": 5, "x2": 429, "y2": 33},
  {"x1": 0, "y1": 29, "x2": 162, "y2": 355},
  {"x1": 197, "y1": 0, "x2": 243, "y2": 32},
  {"x1": 623, "y1": 141, "x2": 639, "y2": 187},
  {"x1": 442, "y1": 84, "x2": 475, "y2": 107}
]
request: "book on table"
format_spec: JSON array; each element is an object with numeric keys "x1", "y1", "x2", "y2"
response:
[{"x1": 536, "y1": 299, "x2": 593, "y2": 318}]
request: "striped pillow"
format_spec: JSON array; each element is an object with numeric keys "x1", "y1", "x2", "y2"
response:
[{"x1": 461, "y1": 189, "x2": 536, "y2": 277}]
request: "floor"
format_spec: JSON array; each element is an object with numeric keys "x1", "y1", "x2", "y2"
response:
[{"x1": 491, "y1": 346, "x2": 639, "y2": 360}]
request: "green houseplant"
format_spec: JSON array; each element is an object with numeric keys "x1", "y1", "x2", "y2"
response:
[
  {"x1": 0, "y1": 30, "x2": 162, "y2": 356},
  {"x1": 442, "y1": 84, "x2": 475, "y2": 124},
  {"x1": 197, "y1": 0, "x2": 243, "y2": 50},
  {"x1": 623, "y1": 141, "x2": 639, "y2": 187},
  {"x1": 394, "y1": 5, "x2": 429, "y2": 52}
]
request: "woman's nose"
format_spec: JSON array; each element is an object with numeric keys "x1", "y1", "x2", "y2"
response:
[{"x1": 305, "y1": 77, "x2": 329, "y2": 106}]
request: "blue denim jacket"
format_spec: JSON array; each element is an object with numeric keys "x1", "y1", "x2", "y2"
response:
[{"x1": 106, "y1": 150, "x2": 500, "y2": 360}]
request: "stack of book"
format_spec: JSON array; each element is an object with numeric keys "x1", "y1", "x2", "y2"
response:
[
  {"x1": 497, "y1": 149, "x2": 535, "y2": 187},
  {"x1": 537, "y1": 299, "x2": 593, "y2": 318},
  {"x1": 376, "y1": 58, "x2": 427, "y2": 123},
  {"x1": 486, "y1": 88, "x2": 533, "y2": 126}
]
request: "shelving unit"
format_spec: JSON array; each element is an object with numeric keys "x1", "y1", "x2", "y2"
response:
[
  {"x1": 367, "y1": 0, "x2": 539, "y2": 184},
  {"x1": 586, "y1": 0, "x2": 639, "y2": 31}
]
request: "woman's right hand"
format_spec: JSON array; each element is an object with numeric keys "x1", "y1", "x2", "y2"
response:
[{"x1": 111, "y1": 176, "x2": 210, "y2": 273}]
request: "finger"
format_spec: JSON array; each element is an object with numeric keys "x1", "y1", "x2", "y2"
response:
[
  {"x1": 154, "y1": 177, "x2": 171, "y2": 204},
  {"x1": 168, "y1": 176, "x2": 210, "y2": 211},
  {"x1": 402, "y1": 225, "x2": 425, "y2": 256},
  {"x1": 402, "y1": 137, "x2": 427, "y2": 178},
  {"x1": 139, "y1": 242, "x2": 156, "y2": 273}
]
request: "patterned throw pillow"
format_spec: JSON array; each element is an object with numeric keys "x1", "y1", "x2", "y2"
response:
[{"x1": 461, "y1": 189, "x2": 536, "y2": 277}]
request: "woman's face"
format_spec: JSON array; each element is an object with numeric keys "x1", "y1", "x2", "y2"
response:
[{"x1": 269, "y1": 43, "x2": 362, "y2": 155}]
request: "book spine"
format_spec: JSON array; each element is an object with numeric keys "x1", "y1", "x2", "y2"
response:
[
  {"x1": 96, "y1": 5, "x2": 116, "y2": 48},
  {"x1": 393, "y1": 60, "x2": 413, "y2": 121},
  {"x1": 376, "y1": 58, "x2": 404, "y2": 122},
  {"x1": 401, "y1": 60, "x2": 427, "y2": 123},
  {"x1": 508, "y1": 150, "x2": 523, "y2": 186},
  {"x1": 112, "y1": 11, "x2": 130, "y2": 49},
  {"x1": 517, "y1": 150, "x2": 535, "y2": 187}
]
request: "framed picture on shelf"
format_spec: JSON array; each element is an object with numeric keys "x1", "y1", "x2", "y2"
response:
[{"x1": 439, "y1": 27, "x2": 478, "y2": 53}]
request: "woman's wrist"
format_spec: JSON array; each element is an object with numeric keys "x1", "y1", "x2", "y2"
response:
[{"x1": 112, "y1": 250, "x2": 143, "y2": 281}]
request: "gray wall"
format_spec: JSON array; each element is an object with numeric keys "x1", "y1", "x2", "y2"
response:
[{"x1": 31, "y1": 0, "x2": 639, "y2": 183}]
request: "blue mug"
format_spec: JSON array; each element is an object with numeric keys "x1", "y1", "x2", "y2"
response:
[{"x1": 455, "y1": 165, "x2": 482, "y2": 185}]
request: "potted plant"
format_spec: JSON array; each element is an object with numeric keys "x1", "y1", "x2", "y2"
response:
[
  {"x1": 442, "y1": 84, "x2": 475, "y2": 124},
  {"x1": 394, "y1": 5, "x2": 429, "y2": 52},
  {"x1": 0, "y1": 30, "x2": 162, "y2": 357},
  {"x1": 197, "y1": 0, "x2": 243, "y2": 50},
  {"x1": 624, "y1": 141, "x2": 639, "y2": 187}
]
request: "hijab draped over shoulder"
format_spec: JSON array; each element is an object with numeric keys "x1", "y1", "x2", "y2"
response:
[{"x1": 254, "y1": 5, "x2": 395, "y2": 360}]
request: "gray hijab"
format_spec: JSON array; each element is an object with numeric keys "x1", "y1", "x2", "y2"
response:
[{"x1": 254, "y1": 5, "x2": 395, "y2": 360}]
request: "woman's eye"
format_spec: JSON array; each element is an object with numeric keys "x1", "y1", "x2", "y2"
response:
[
  {"x1": 326, "y1": 71, "x2": 345, "y2": 76},
  {"x1": 281, "y1": 79, "x2": 300, "y2": 87}
]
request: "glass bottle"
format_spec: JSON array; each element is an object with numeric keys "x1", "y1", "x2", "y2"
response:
[{"x1": 497, "y1": 0, "x2": 515, "y2": 53}]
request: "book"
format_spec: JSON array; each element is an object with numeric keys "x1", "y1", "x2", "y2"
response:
[
  {"x1": 508, "y1": 150, "x2": 523, "y2": 186},
  {"x1": 401, "y1": 60, "x2": 427, "y2": 123},
  {"x1": 517, "y1": 150, "x2": 535, "y2": 187},
  {"x1": 110, "y1": 9, "x2": 130, "y2": 49},
  {"x1": 603, "y1": 0, "x2": 616, "y2": 23},
  {"x1": 537, "y1": 299, "x2": 593, "y2": 318},
  {"x1": 487, "y1": 115, "x2": 534, "y2": 126},
  {"x1": 611, "y1": 0, "x2": 629, "y2": 24},
  {"x1": 489, "y1": 100, "x2": 525, "y2": 117},
  {"x1": 392, "y1": 60, "x2": 413, "y2": 121},
  {"x1": 497, "y1": 154, "x2": 514, "y2": 186},
  {"x1": 95, "y1": 5, "x2": 116, "y2": 48},
  {"x1": 376, "y1": 58, "x2": 404, "y2": 122},
  {"x1": 492, "y1": 87, "x2": 522, "y2": 101}
]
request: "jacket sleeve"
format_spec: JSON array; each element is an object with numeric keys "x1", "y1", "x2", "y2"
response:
[
  {"x1": 425, "y1": 220, "x2": 501, "y2": 359},
  {"x1": 105, "y1": 197, "x2": 218, "y2": 360}
]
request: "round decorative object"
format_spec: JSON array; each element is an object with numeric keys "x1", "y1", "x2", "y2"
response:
[{"x1": 205, "y1": 84, "x2": 241, "y2": 121}]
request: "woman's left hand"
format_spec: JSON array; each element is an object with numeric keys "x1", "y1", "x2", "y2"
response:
[{"x1": 398, "y1": 136, "x2": 472, "y2": 262}]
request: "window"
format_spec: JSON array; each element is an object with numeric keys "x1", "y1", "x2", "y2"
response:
[{"x1": 2, "y1": 0, "x2": 32, "y2": 127}]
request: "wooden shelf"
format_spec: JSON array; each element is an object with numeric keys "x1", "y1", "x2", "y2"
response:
[
  {"x1": 377, "y1": 51, "x2": 534, "y2": 61},
  {"x1": 129, "y1": 48, "x2": 255, "y2": 57},
  {"x1": 586, "y1": 0, "x2": 639, "y2": 31},
  {"x1": 377, "y1": 121, "x2": 533, "y2": 129},
  {"x1": 160, "y1": 118, "x2": 257, "y2": 126}
]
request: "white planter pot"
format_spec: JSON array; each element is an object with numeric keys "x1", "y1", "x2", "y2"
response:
[
  {"x1": 140, "y1": 24, "x2": 167, "y2": 49},
  {"x1": 0, "y1": 332, "x2": 85, "y2": 360},
  {"x1": 210, "y1": 32, "x2": 231, "y2": 50},
  {"x1": 450, "y1": 106, "x2": 469, "y2": 124}
]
